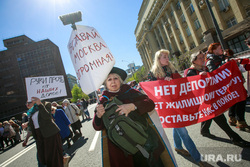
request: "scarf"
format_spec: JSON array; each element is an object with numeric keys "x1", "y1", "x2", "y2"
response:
[{"x1": 27, "y1": 103, "x2": 39, "y2": 117}]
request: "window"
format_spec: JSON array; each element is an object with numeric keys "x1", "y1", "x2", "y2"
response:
[
  {"x1": 246, "y1": 7, "x2": 250, "y2": 17},
  {"x1": 176, "y1": 1, "x2": 181, "y2": 10},
  {"x1": 186, "y1": 27, "x2": 191, "y2": 36},
  {"x1": 170, "y1": 10, "x2": 174, "y2": 17},
  {"x1": 190, "y1": 43, "x2": 196, "y2": 49},
  {"x1": 179, "y1": 34, "x2": 183, "y2": 43},
  {"x1": 175, "y1": 22, "x2": 179, "y2": 29},
  {"x1": 218, "y1": 0, "x2": 230, "y2": 11},
  {"x1": 194, "y1": 19, "x2": 201, "y2": 30},
  {"x1": 180, "y1": 14, "x2": 186, "y2": 23},
  {"x1": 189, "y1": 3, "x2": 195, "y2": 14},
  {"x1": 227, "y1": 34, "x2": 249, "y2": 53},
  {"x1": 226, "y1": 17, "x2": 237, "y2": 28}
]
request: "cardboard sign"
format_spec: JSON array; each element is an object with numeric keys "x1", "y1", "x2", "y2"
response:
[
  {"x1": 67, "y1": 25, "x2": 115, "y2": 94},
  {"x1": 25, "y1": 75, "x2": 67, "y2": 101},
  {"x1": 140, "y1": 61, "x2": 247, "y2": 128}
]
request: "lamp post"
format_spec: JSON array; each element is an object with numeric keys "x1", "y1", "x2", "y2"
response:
[
  {"x1": 122, "y1": 60, "x2": 135, "y2": 79},
  {"x1": 204, "y1": 0, "x2": 227, "y2": 50},
  {"x1": 59, "y1": 11, "x2": 101, "y2": 103}
]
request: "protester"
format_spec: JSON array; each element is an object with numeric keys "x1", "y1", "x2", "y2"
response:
[
  {"x1": 27, "y1": 97, "x2": 63, "y2": 167},
  {"x1": 149, "y1": 49, "x2": 210, "y2": 167},
  {"x1": 52, "y1": 101, "x2": 65, "y2": 111},
  {"x1": 81, "y1": 98, "x2": 90, "y2": 119},
  {"x1": 22, "y1": 102, "x2": 34, "y2": 147},
  {"x1": 205, "y1": 43, "x2": 250, "y2": 147},
  {"x1": 93, "y1": 67, "x2": 172, "y2": 167},
  {"x1": 2, "y1": 121, "x2": 16, "y2": 147},
  {"x1": 62, "y1": 99, "x2": 82, "y2": 137},
  {"x1": 9, "y1": 120, "x2": 21, "y2": 144},
  {"x1": 223, "y1": 49, "x2": 249, "y2": 132},
  {"x1": 76, "y1": 99, "x2": 87, "y2": 120},
  {"x1": 51, "y1": 106, "x2": 72, "y2": 148},
  {"x1": 184, "y1": 51, "x2": 216, "y2": 139},
  {"x1": 0, "y1": 122, "x2": 7, "y2": 150}
]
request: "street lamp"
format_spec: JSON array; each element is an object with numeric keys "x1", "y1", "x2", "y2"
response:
[
  {"x1": 59, "y1": 11, "x2": 82, "y2": 30},
  {"x1": 122, "y1": 60, "x2": 135, "y2": 79}
]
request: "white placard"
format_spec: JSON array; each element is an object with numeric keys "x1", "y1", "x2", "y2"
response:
[
  {"x1": 25, "y1": 75, "x2": 67, "y2": 101},
  {"x1": 67, "y1": 25, "x2": 115, "y2": 94}
]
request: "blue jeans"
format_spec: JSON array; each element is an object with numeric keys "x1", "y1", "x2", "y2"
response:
[{"x1": 173, "y1": 127, "x2": 201, "y2": 162}]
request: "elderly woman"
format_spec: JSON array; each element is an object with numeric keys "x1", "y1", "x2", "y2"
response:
[
  {"x1": 62, "y1": 99, "x2": 82, "y2": 137},
  {"x1": 204, "y1": 43, "x2": 250, "y2": 147},
  {"x1": 149, "y1": 49, "x2": 211, "y2": 167},
  {"x1": 27, "y1": 97, "x2": 63, "y2": 167},
  {"x1": 93, "y1": 67, "x2": 168, "y2": 167}
]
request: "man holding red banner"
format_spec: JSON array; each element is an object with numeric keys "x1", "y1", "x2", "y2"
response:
[{"x1": 141, "y1": 47, "x2": 250, "y2": 148}]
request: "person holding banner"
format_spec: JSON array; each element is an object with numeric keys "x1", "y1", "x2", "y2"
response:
[
  {"x1": 27, "y1": 97, "x2": 63, "y2": 167},
  {"x1": 93, "y1": 67, "x2": 174, "y2": 167},
  {"x1": 204, "y1": 43, "x2": 250, "y2": 147},
  {"x1": 149, "y1": 49, "x2": 211, "y2": 167},
  {"x1": 223, "y1": 49, "x2": 250, "y2": 132}
]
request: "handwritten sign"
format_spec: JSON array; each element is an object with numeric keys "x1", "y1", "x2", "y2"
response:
[
  {"x1": 67, "y1": 25, "x2": 115, "y2": 94},
  {"x1": 25, "y1": 75, "x2": 67, "y2": 101}
]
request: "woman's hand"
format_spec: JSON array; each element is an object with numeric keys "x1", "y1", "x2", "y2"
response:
[
  {"x1": 116, "y1": 103, "x2": 136, "y2": 117},
  {"x1": 164, "y1": 77, "x2": 172, "y2": 81},
  {"x1": 96, "y1": 104, "x2": 105, "y2": 118},
  {"x1": 31, "y1": 97, "x2": 41, "y2": 105},
  {"x1": 199, "y1": 71, "x2": 207, "y2": 75}
]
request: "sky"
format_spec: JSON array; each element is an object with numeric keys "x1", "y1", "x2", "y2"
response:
[{"x1": 0, "y1": 0, "x2": 143, "y2": 76}]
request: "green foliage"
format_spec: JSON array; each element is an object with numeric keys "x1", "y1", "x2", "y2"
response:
[
  {"x1": 126, "y1": 66, "x2": 147, "y2": 83},
  {"x1": 71, "y1": 84, "x2": 89, "y2": 102}
]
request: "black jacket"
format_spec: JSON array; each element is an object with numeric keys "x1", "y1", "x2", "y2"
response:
[{"x1": 206, "y1": 54, "x2": 226, "y2": 72}]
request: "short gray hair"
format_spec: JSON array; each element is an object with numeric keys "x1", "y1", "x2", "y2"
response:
[{"x1": 104, "y1": 73, "x2": 123, "y2": 90}]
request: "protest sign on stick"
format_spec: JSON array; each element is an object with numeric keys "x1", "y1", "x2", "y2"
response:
[
  {"x1": 140, "y1": 60, "x2": 247, "y2": 128},
  {"x1": 67, "y1": 25, "x2": 115, "y2": 94},
  {"x1": 25, "y1": 75, "x2": 67, "y2": 101}
]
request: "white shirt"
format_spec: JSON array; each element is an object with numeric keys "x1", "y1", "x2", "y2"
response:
[{"x1": 32, "y1": 111, "x2": 40, "y2": 129}]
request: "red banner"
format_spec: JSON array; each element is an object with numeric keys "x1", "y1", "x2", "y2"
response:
[{"x1": 140, "y1": 60, "x2": 247, "y2": 128}]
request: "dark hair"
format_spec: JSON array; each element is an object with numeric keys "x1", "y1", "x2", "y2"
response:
[
  {"x1": 224, "y1": 49, "x2": 234, "y2": 57},
  {"x1": 207, "y1": 43, "x2": 221, "y2": 54}
]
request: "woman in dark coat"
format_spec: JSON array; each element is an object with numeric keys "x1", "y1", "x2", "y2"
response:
[
  {"x1": 28, "y1": 97, "x2": 63, "y2": 167},
  {"x1": 93, "y1": 67, "x2": 166, "y2": 167},
  {"x1": 187, "y1": 48, "x2": 250, "y2": 147}
]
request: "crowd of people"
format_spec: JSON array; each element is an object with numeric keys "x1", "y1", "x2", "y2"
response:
[
  {"x1": 93, "y1": 37, "x2": 250, "y2": 167},
  {"x1": 1, "y1": 37, "x2": 250, "y2": 167},
  {"x1": 0, "y1": 97, "x2": 91, "y2": 167}
]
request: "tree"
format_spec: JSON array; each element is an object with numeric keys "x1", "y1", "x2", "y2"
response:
[
  {"x1": 126, "y1": 66, "x2": 147, "y2": 83},
  {"x1": 71, "y1": 84, "x2": 89, "y2": 102}
]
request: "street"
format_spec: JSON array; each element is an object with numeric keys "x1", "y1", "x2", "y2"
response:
[{"x1": 0, "y1": 103, "x2": 250, "y2": 167}]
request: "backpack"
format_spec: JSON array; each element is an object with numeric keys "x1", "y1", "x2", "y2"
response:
[{"x1": 102, "y1": 96, "x2": 150, "y2": 158}]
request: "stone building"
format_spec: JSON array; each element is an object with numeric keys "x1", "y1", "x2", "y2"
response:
[{"x1": 135, "y1": 0, "x2": 250, "y2": 71}]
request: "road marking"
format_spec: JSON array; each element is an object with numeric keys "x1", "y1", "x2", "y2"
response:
[
  {"x1": 0, "y1": 144, "x2": 36, "y2": 167},
  {"x1": 88, "y1": 131, "x2": 100, "y2": 152}
]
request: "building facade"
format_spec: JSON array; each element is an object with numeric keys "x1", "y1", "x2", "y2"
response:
[
  {"x1": 0, "y1": 35, "x2": 71, "y2": 121},
  {"x1": 135, "y1": 0, "x2": 250, "y2": 71},
  {"x1": 67, "y1": 73, "x2": 78, "y2": 90}
]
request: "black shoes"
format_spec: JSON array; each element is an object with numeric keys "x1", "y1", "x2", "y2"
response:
[{"x1": 201, "y1": 133, "x2": 216, "y2": 139}]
